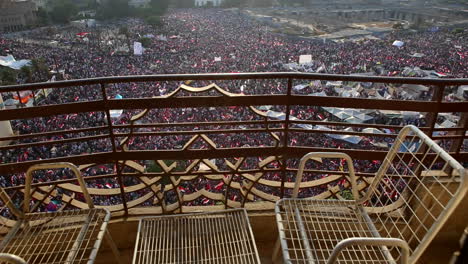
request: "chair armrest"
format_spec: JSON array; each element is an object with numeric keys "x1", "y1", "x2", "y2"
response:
[
  {"x1": 327, "y1": 237, "x2": 409, "y2": 264},
  {"x1": 24, "y1": 162, "x2": 94, "y2": 213},
  {"x1": 293, "y1": 152, "x2": 358, "y2": 199},
  {"x1": 0, "y1": 253, "x2": 27, "y2": 264}
]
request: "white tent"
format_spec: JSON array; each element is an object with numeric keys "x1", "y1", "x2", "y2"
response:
[
  {"x1": 315, "y1": 125, "x2": 362, "y2": 144},
  {"x1": 322, "y1": 107, "x2": 373, "y2": 123},
  {"x1": 345, "y1": 116, "x2": 365, "y2": 124},
  {"x1": 456, "y1": 86, "x2": 468, "y2": 99},
  {"x1": 109, "y1": 109, "x2": 123, "y2": 118},
  {"x1": 293, "y1": 84, "x2": 308, "y2": 91},
  {"x1": 362, "y1": 128, "x2": 384, "y2": 134},
  {"x1": 309, "y1": 91, "x2": 327, "y2": 96},
  {"x1": 392, "y1": 40, "x2": 404, "y2": 47},
  {"x1": 410, "y1": 53, "x2": 425, "y2": 58},
  {"x1": 436, "y1": 119, "x2": 456, "y2": 129}
]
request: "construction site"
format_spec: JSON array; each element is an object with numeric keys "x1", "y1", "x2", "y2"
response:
[{"x1": 243, "y1": 0, "x2": 468, "y2": 41}]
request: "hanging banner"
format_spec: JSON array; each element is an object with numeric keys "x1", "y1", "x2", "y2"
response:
[{"x1": 133, "y1": 42, "x2": 143, "y2": 55}]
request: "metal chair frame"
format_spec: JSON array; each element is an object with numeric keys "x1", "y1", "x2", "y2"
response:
[
  {"x1": 275, "y1": 125, "x2": 468, "y2": 264},
  {"x1": 0, "y1": 162, "x2": 124, "y2": 264},
  {"x1": 133, "y1": 208, "x2": 261, "y2": 264}
]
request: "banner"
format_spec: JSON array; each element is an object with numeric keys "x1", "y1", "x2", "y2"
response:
[
  {"x1": 0, "y1": 55, "x2": 31, "y2": 70},
  {"x1": 133, "y1": 42, "x2": 143, "y2": 55},
  {"x1": 299, "y1": 54, "x2": 312, "y2": 64}
]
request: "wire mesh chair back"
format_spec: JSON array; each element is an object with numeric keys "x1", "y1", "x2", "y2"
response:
[
  {"x1": 24, "y1": 162, "x2": 95, "y2": 212},
  {"x1": 0, "y1": 162, "x2": 123, "y2": 264},
  {"x1": 357, "y1": 125, "x2": 468, "y2": 263}
]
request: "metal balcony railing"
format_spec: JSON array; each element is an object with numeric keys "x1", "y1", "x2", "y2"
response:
[{"x1": 0, "y1": 72, "x2": 466, "y2": 218}]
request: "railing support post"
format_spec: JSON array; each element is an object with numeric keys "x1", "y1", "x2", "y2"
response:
[
  {"x1": 280, "y1": 78, "x2": 293, "y2": 198},
  {"x1": 427, "y1": 85, "x2": 444, "y2": 139},
  {"x1": 101, "y1": 83, "x2": 128, "y2": 216}
]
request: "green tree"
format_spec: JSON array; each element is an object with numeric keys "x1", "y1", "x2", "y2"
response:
[
  {"x1": 19, "y1": 66, "x2": 33, "y2": 83},
  {"x1": 146, "y1": 16, "x2": 163, "y2": 28},
  {"x1": 139, "y1": 37, "x2": 152, "y2": 48},
  {"x1": 150, "y1": 0, "x2": 169, "y2": 15},
  {"x1": 452, "y1": 28, "x2": 464, "y2": 34},
  {"x1": 31, "y1": 58, "x2": 49, "y2": 82},
  {"x1": 97, "y1": 0, "x2": 130, "y2": 19},
  {"x1": 0, "y1": 68, "x2": 17, "y2": 85},
  {"x1": 119, "y1": 26, "x2": 132, "y2": 50},
  {"x1": 173, "y1": 0, "x2": 194, "y2": 8},
  {"x1": 36, "y1": 7, "x2": 50, "y2": 26},
  {"x1": 49, "y1": 0, "x2": 78, "y2": 24}
]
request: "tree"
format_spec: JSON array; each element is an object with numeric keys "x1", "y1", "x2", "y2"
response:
[
  {"x1": 119, "y1": 26, "x2": 129, "y2": 36},
  {"x1": 119, "y1": 26, "x2": 132, "y2": 50},
  {"x1": 139, "y1": 37, "x2": 152, "y2": 48},
  {"x1": 146, "y1": 16, "x2": 163, "y2": 28},
  {"x1": 0, "y1": 67, "x2": 17, "y2": 85},
  {"x1": 221, "y1": 0, "x2": 242, "y2": 7},
  {"x1": 97, "y1": 0, "x2": 130, "y2": 19},
  {"x1": 173, "y1": 0, "x2": 194, "y2": 8},
  {"x1": 452, "y1": 28, "x2": 464, "y2": 34},
  {"x1": 150, "y1": 0, "x2": 169, "y2": 15},
  {"x1": 19, "y1": 66, "x2": 33, "y2": 83},
  {"x1": 31, "y1": 58, "x2": 49, "y2": 82},
  {"x1": 49, "y1": 0, "x2": 78, "y2": 24},
  {"x1": 36, "y1": 7, "x2": 50, "y2": 26}
]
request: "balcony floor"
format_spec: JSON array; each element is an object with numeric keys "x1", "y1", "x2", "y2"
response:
[{"x1": 94, "y1": 209, "x2": 467, "y2": 264}]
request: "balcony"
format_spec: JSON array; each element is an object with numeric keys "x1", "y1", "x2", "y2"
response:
[{"x1": 0, "y1": 72, "x2": 467, "y2": 263}]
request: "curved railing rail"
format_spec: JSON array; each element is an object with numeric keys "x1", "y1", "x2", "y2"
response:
[{"x1": 0, "y1": 72, "x2": 466, "y2": 218}]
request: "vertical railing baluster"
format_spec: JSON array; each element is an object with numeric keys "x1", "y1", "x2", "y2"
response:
[
  {"x1": 280, "y1": 78, "x2": 293, "y2": 199},
  {"x1": 101, "y1": 83, "x2": 128, "y2": 216},
  {"x1": 427, "y1": 85, "x2": 445, "y2": 139},
  {"x1": 450, "y1": 112, "x2": 468, "y2": 156},
  {"x1": 16, "y1": 91, "x2": 23, "y2": 107}
]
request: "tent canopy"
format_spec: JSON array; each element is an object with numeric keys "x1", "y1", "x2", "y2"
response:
[{"x1": 392, "y1": 40, "x2": 404, "y2": 47}]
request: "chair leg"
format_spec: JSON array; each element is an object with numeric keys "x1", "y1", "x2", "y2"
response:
[{"x1": 105, "y1": 229, "x2": 125, "y2": 264}]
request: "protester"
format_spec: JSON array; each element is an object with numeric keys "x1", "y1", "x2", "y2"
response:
[{"x1": 0, "y1": 9, "x2": 466, "y2": 209}]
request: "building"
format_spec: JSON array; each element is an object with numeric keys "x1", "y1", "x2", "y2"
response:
[
  {"x1": 195, "y1": 0, "x2": 224, "y2": 7},
  {"x1": 32, "y1": 0, "x2": 48, "y2": 9},
  {"x1": 0, "y1": 0, "x2": 37, "y2": 32},
  {"x1": 128, "y1": 0, "x2": 150, "y2": 7}
]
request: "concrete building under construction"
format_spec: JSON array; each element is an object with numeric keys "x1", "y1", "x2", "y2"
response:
[{"x1": 0, "y1": 0, "x2": 37, "y2": 33}]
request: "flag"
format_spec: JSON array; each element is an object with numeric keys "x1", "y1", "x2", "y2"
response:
[
  {"x1": 339, "y1": 159, "x2": 346, "y2": 172},
  {"x1": 214, "y1": 182, "x2": 224, "y2": 190}
]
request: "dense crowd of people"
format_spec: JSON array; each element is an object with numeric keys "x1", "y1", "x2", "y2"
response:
[{"x1": 0, "y1": 9, "x2": 466, "y2": 211}]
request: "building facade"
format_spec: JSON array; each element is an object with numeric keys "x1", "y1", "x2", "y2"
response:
[
  {"x1": 195, "y1": 0, "x2": 223, "y2": 7},
  {"x1": 0, "y1": 0, "x2": 37, "y2": 33},
  {"x1": 129, "y1": 0, "x2": 151, "y2": 8},
  {"x1": 32, "y1": 0, "x2": 47, "y2": 9}
]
